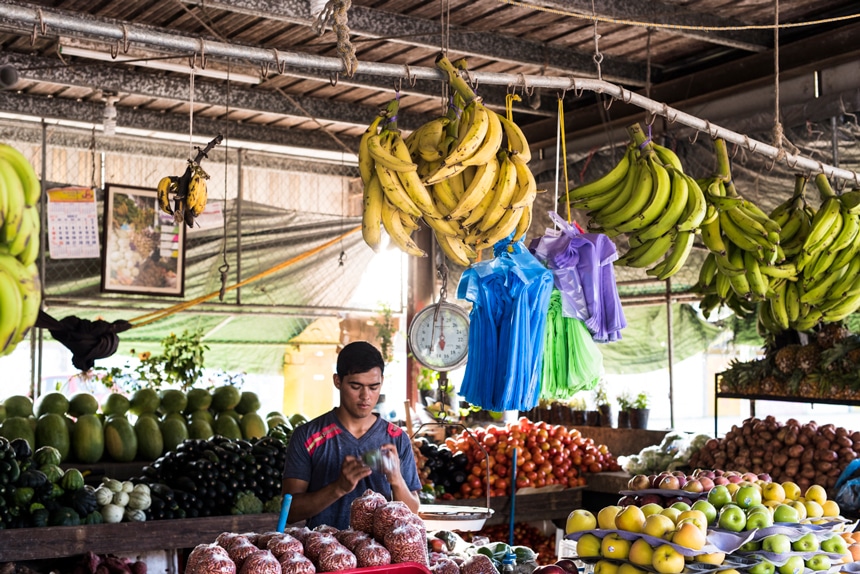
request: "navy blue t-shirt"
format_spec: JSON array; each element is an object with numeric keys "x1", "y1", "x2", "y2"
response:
[{"x1": 282, "y1": 409, "x2": 421, "y2": 530}]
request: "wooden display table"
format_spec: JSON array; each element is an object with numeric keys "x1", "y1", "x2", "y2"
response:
[{"x1": 0, "y1": 514, "x2": 279, "y2": 562}]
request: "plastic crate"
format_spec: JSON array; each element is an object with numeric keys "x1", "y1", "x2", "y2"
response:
[{"x1": 340, "y1": 563, "x2": 431, "y2": 574}]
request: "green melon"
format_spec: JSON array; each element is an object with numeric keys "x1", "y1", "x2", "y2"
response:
[
  {"x1": 72, "y1": 414, "x2": 104, "y2": 463},
  {"x1": 1, "y1": 416, "x2": 36, "y2": 450},
  {"x1": 213, "y1": 414, "x2": 242, "y2": 440},
  {"x1": 101, "y1": 393, "x2": 130, "y2": 417},
  {"x1": 134, "y1": 416, "x2": 163, "y2": 461},
  {"x1": 185, "y1": 388, "x2": 212, "y2": 412},
  {"x1": 189, "y1": 410, "x2": 214, "y2": 426},
  {"x1": 235, "y1": 392, "x2": 261, "y2": 415},
  {"x1": 163, "y1": 412, "x2": 187, "y2": 424},
  {"x1": 267, "y1": 415, "x2": 288, "y2": 430},
  {"x1": 240, "y1": 412, "x2": 267, "y2": 440},
  {"x1": 210, "y1": 385, "x2": 241, "y2": 412},
  {"x1": 160, "y1": 418, "x2": 188, "y2": 453},
  {"x1": 158, "y1": 389, "x2": 187, "y2": 414},
  {"x1": 289, "y1": 413, "x2": 309, "y2": 427},
  {"x1": 188, "y1": 419, "x2": 213, "y2": 440},
  {"x1": 104, "y1": 417, "x2": 137, "y2": 462},
  {"x1": 36, "y1": 392, "x2": 69, "y2": 417},
  {"x1": 0, "y1": 405, "x2": 6, "y2": 424},
  {"x1": 129, "y1": 388, "x2": 160, "y2": 415},
  {"x1": 4, "y1": 395, "x2": 34, "y2": 418},
  {"x1": 68, "y1": 393, "x2": 99, "y2": 417},
  {"x1": 219, "y1": 409, "x2": 241, "y2": 422},
  {"x1": 35, "y1": 413, "x2": 71, "y2": 461}
]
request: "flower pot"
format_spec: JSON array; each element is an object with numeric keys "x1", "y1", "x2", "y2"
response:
[
  {"x1": 616, "y1": 409, "x2": 630, "y2": 428},
  {"x1": 571, "y1": 410, "x2": 586, "y2": 426},
  {"x1": 598, "y1": 404, "x2": 614, "y2": 427},
  {"x1": 629, "y1": 408, "x2": 650, "y2": 429},
  {"x1": 585, "y1": 410, "x2": 600, "y2": 426}
]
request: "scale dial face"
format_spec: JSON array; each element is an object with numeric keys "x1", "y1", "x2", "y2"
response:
[{"x1": 408, "y1": 302, "x2": 470, "y2": 371}]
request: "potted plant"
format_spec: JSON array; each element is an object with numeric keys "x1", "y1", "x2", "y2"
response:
[
  {"x1": 629, "y1": 391, "x2": 650, "y2": 429},
  {"x1": 616, "y1": 390, "x2": 632, "y2": 428},
  {"x1": 569, "y1": 396, "x2": 587, "y2": 426},
  {"x1": 594, "y1": 381, "x2": 614, "y2": 427}
]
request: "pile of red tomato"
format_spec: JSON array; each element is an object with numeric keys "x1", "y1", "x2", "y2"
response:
[{"x1": 444, "y1": 417, "x2": 621, "y2": 499}]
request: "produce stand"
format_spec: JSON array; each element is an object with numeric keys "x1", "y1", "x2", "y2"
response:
[
  {"x1": 444, "y1": 486, "x2": 585, "y2": 526},
  {"x1": 0, "y1": 514, "x2": 278, "y2": 562}
]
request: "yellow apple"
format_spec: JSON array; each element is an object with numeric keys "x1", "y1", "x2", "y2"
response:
[
  {"x1": 595, "y1": 560, "x2": 620, "y2": 574},
  {"x1": 726, "y1": 482, "x2": 741, "y2": 496},
  {"x1": 618, "y1": 564, "x2": 648, "y2": 574},
  {"x1": 615, "y1": 505, "x2": 646, "y2": 533},
  {"x1": 805, "y1": 484, "x2": 827, "y2": 505},
  {"x1": 804, "y1": 500, "x2": 824, "y2": 519},
  {"x1": 576, "y1": 533, "x2": 602, "y2": 557},
  {"x1": 695, "y1": 552, "x2": 726, "y2": 565},
  {"x1": 790, "y1": 500, "x2": 807, "y2": 520},
  {"x1": 640, "y1": 502, "x2": 664, "y2": 518},
  {"x1": 598, "y1": 505, "x2": 623, "y2": 530},
  {"x1": 782, "y1": 481, "x2": 801, "y2": 501},
  {"x1": 822, "y1": 500, "x2": 840, "y2": 517},
  {"x1": 660, "y1": 507, "x2": 681, "y2": 524},
  {"x1": 762, "y1": 482, "x2": 786, "y2": 503},
  {"x1": 567, "y1": 509, "x2": 598, "y2": 533},
  {"x1": 602, "y1": 533, "x2": 632, "y2": 560},
  {"x1": 672, "y1": 520, "x2": 706, "y2": 551},
  {"x1": 629, "y1": 537, "x2": 655, "y2": 567},
  {"x1": 643, "y1": 513, "x2": 676, "y2": 539},
  {"x1": 652, "y1": 543, "x2": 685, "y2": 574},
  {"x1": 677, "y1": 510, "x2": 708, "y2": 533}
]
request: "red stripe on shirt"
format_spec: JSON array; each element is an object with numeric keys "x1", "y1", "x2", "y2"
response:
[{"x1": 304, "y1": 423, "x2": 342, "y2": 456}]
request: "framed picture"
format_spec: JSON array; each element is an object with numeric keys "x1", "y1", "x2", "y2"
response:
[{"x1": 101, "y1": 183, "x2": 186, "y2": 297}]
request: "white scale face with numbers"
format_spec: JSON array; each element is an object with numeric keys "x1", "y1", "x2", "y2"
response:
[{"x1": 408, "y1": 302, "x2": 470, "y2": 371}]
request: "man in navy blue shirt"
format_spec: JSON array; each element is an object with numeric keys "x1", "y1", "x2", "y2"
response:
[{"x1": 281, "y1": 341, "x2": 421, "y2": 529}]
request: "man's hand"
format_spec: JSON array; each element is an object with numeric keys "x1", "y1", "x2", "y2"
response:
[
  {"x1": 379, "y1": 444, "x2": 405, "y2": 485},
  {"x1": 337, "y1": 455, "x2": 373, "y2": 495}
]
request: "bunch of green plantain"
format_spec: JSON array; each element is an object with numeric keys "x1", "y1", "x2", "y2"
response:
[
  {"x1": 564, "y1": 123, "x2": 707, "y2": 280},
  {"x1": 358, "y1": 55, "x2": 539, "y2": 267}
]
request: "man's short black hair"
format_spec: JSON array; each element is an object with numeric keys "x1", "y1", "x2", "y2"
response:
[{"x1": 336, "y1": 341, "x2": 385, "y2": 378}]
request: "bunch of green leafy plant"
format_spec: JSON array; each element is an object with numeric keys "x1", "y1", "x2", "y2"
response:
[
  {"x1": 417, "y1": 366, "x2": 439, "y2": 392},
  {"x1": 617, "y1": 390, "x2": 633, "y2": 411},
  {"x1": 593, "y1": 380, "x2": 610, "y2": 407},
  {"x1": 373, "y1": 303, "x2": 396, "y2": 363},
  {"x1": 633, "y1": 391, "x2": 650, "y2": 409}
]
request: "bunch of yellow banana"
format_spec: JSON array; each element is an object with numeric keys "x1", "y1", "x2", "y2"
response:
[
  {"x1": 565, "y1": 123, "x2": 707, "y2": 279},
  {"x1": 358, "y1": 55, "x2": 539, "y2": 266},
  {"x1": 157, "y1": 160, "x2": 209, "y2": 228},
  {"x1": 0, "y1": 143, "x2": 42, "y2": 356}
]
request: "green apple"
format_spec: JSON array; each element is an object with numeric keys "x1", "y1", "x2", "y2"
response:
[
  {"x1": 748, "y1": 560, "x2": 775, "y2": 574},
  {"x1": 643, "y1": 513, "x2": 676, "y2": 540},
  {"x1": 651, "y1": 543, "x2": 685, "y2": 574},
  {"x1": 691, "y1": 500, "x2": 717, "y2": 525},
  {"x1": 640, "y1": 502, "x2": 664, "y2": 518},
  {"x1": 717, "y1": 504, "x2": 746, "y2": 532},
  {"x1": 740, "y1": 540, "x2": 762, "y2": 552},
  {"x1": 566, "y1": 508, "x2": 598, "y2": 533},
  {"x1": 601, "y1": 533, "x2": 632, "y2": 560},
  {"x1": 576, "y1": 533, "x2": 602, "y2": 557},
  {"x1": 735, "y1": 484, "x2": 763, "y2": 509},
  {"x1": 745, "y1": 509, "x2": 774, "y2": 530},
  {"x1": 805, "y1": 554, "x2": 832, "y2": 571},
  {"x1": 772, "y1": 503, "x2": 800, "y2": 524},
  {"x1": 777, "y1": 556, "x2": 805, "y2": 574},
  {"x1": 792, "y1": 532, "x2": 820, "y2": 552},
  {"x1": 821, "y1": 535, "x2": 850, "y2": 555},
  {"x1": 761, "y1": 534, "x2": 792, "y2": 554},
  {"x1": 670, "y1": 501, "x2": 691, "y2": 512},
  {"x1": 708, "y1": 485, "x2": 732, "y2": 509}
]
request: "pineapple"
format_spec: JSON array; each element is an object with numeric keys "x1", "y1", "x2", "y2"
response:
[
  {"x1": 774, "y1": 344, "x2": 801, "y2": 375},
  {"x1": 817, "y1": 322, "x2": 850, "y2": 349},
  {"x1": 798, "y1": 376, "x2": 817, "y2": 398},
  {"x1": 796, "y1": 343, "x2": 821, "y2": 374},
  {"x1": 760, "y1": 376, "x2": 780, "y2": 395}
]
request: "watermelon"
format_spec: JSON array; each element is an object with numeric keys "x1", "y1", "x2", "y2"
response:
[
  {"x1": 101, "y1": 393, "x2": 130, "y2": 417},
  {"x1": 239, "y1": 412, "x2": 266, "y2": 440},
  {"x1": 36, "y1": 392, "x2": 69, "y2": 417},
  {"x1": 4, "y1": 395, "x2": 33, "y2": 418},
  {"x1": 68, "y1": 393, "x2": 99, "y2": 417},
  {"x1": 185, "y1": 388, "x2": 212, "y2": 412},
  {"x1": 210, "y1": 385, "x2": 240, "y2": 412},
  {"x1": 72, "y1": 414, "x2": 104, "y2": 463},
  {"x1": 35, "y1": 413, "x2": 71, "y2": 461},
  {"x1": 158, "y1": 389, "x2": 187, "y2": 414},
  {"x1": 189, "y1": 410, "x2": 214, "y2": 426},
  {"x1": 134, "y1": 416, "x2": 163, "y2": 460},
  {"x1": 160, "y1": 418, "x2": 188, "y2": 453},
  {"x1": 129, "y1": 388, "x2": 160, "y2": 415},
  {"x1": 1, "y1": 416, "x2": 36, "y2": 451},
  {"x1": 188, "y1": 419, "x2": 213, "y2": 440},
  {"x1": 235, "y1": 392, "x2": 260, "y2": 415},
  {"x1": 104, "y1": 416, "x2": 138, "y2": 462},
  {"x1": 213, "y1": 414, "x2": 242, "y2": 440}
]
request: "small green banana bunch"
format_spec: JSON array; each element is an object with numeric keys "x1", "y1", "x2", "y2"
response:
[
  {"x1": 0, "y1": 143, "x2": 42, "y2": 357},
  {"x1": 359, "y1": 55, "x2": 538, "y2": 266},
  {"x1": 157, "y1": 160, "x2": 210, "y2": 229},
  {"x1": 565, "y1": 122, "x2": 707, "y2": 280}
]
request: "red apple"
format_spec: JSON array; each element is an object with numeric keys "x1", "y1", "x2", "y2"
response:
[
  {"x1": 628, "y1": 474, "x2": 652, "y2": 490},
  {"x1": 698, "y1": 477, "x2": 715, "y2": 491},
  {"x1": 742, "y1": 472, "x2": 759, "y2": 483},
  {"x1": 658, "y1": 475, "x2": 680, "y2": 491},
  {"x1": 618, "y1": 495, "x2": 639, "y2": 507},
  {"x1": 727, "y1": 474, "x2": 742, "y2": 484},
  {"x1": 639, "y1": 494, "x2": 664, "y2": 506},
  {"x1": 757, "y1": 473, "x2": 772, "y2": 483},
  {"x1": 713, "y1": 476, "x2": 729, "y2": 486}
]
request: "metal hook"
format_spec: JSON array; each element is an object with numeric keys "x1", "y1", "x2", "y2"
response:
[
  {"x1": 688, "y1": 130, "x2": 700, "y2": 144},
  {"x1": 404, "y1": 64, "x2": 416, "y2": 88},
  {"x1": 30, "y1": 23, "x2": 37, "y2": 46},
  {"x1": 731, "y1": 142, "x2": 741, "y2": 160},
  {"x1": 663, "y1": 103, "x2": 678, "y2": 124},
  {"x1": 764, "y1": 154, "x2": 778, "y2": 171},
  {"x1": 272, "y1": 48, "x2": 287, "y2": 74},
  {"x1": 198, "y1": 39, "x2": 207, "y2": 69},
  {"x1": 110, "y1": 42, "x2": 119, "y2": 59},
  {"x1": 37, "y1": 8, "x2": 47, "y2": 36},
  {"x1": 621, "y1": 90, "x2": 633, "y2": 104},
  {"x1": 395, "y1": 76, "x2": 402, "y2": 94},
  {"x1": 786, "y1": 154, "x2": 799, "y2": 169},
  {"x1": 463, "y1": 70, "x2": 479, "y2": 92},
  {"x1": 120, "y1": 24, "x2": 130, "y2": 54},
  {"x1": 330, "y1": 72, "x2": 338, "y2": 87},
  {"x1": 189, "y1": 52, "x2": 197, "y2": 70},
  {"x1": 645, "y1": 110, "x2": 656, "y2": 126},
  {"x1": 602, "y1": 95, "x2": 615, "y2": 110},
  {"x1": 260, "y1": 61, "x2": 271, "y2": 79}
]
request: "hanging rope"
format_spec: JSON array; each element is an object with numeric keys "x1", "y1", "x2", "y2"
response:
[
  {"x1": 558, "y1": 96, "x2": 572, "y2": 224},
  {"x1": 772, "y1": 0, "x2": 784, "y2": 159},
  {"x1": 590, "y1": 0, "x2": 603, "y2": 81},
  {"x1": 188, "y1": 62, "x2": 195, "y2": 158},
  {"x1": 645, "y1": 28, "x2": 652, "y2": 99},
  {"x1": 129, "y1": 225, "x2": 362, "y2": 328},
  {"x1": 313, "y1": 0, "x2": 358, "y2": 77},
  {"x1": 219, "y1": 59, "x2": 231, "y2": 301}
]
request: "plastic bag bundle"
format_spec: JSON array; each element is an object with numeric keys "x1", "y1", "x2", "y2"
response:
[
  {"x1": 540, "y1": 288, "x2": 603, "y2": 400},
  {"x1": 530, "y1": 212, "x2": 627, "y2": 342},
  {"x1": 456, "y1": 238, "x2": 554, "y2": 412}
]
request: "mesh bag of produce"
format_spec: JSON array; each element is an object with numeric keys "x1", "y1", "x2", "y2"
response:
[
  {"x1": 350, "y1": 488, "x2": 387, "y2": 533},
  {"x1": 431, "y1": 557, "x2": 461, "y2": 574},
  {"x1": 384, "y1": 521, "x2": 428, "y2": 565},
  {"x1": 337, "y1": 529, "x2": 371, "y2": 551},
  {"x1": 186, "y1": 544, "x2": 236, "y2": 574},
  {"x1": 285, "y1": 526, "x2": 312, "y2": 543},
  {"x1": 215, "y1": 533, "x2": 241, "y2": 549},
  {"x1": 254, "y1": 532, "x2": 284, "y2": 549},
  {"x1": 238, "y1": 550, "x2": 280, "y2": 574},
  {"x1": 372, "y1": 500, "x2": 412, "y2": 541},
  {"x1": 267, "y1": 533, "x2": 304, "y2": 558},
  {"x1": 226, "y1": 538, "x2": 258, "y2": 569},
  {"x1": 313, "y1": 524, "x2": 339, "y2": 535},
  {"x1": 353, "y1": 537, "x2": 391, "y2": 567},
  {"x1": 278, "y1": 552, "x2": 316, "y2": 574},
  {"x1": 460, "y1": 554, "x2": 498, "y2": 574},
  {"x1": 316, "y1": 543, "x2": 357, "y2": 572},
  {"x1": 303, "y1": 531, "x2": 338, "y2": 562}
]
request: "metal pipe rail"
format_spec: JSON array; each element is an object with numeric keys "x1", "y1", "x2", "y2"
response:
[{"x1": 2, "y1": 2, "x2": 858, "y2": 184}]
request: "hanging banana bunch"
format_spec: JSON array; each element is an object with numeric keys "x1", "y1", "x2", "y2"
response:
[
  {"x1": 358, "y1": 54, "x2": 541, "y2": 267},
  {"x1": 156, "y1": 135, "x2": 222, "y2": 228}
]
